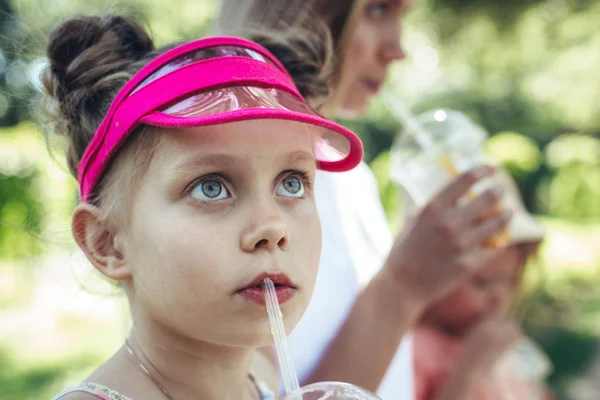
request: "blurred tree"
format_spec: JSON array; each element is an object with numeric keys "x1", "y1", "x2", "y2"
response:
[
  {"x1": 0, "y1": 123, "x2": 48, "y2": 259},
  {"x1": 545, "y1": 134, "x2": 600, "y2": 220},
  {"x1": 0, "y1": 0, "x2": 33, "y2": 126}
]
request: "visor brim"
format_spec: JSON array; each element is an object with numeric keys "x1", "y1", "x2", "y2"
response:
[{"x1": 139, "y1": 86, "x2": 362, "y2": 172}]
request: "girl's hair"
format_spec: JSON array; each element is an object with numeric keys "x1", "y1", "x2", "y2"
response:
[
  {"x1": 213, "y1": 0, "x2": 365, "y2": 115},
  {"x1": 42, "y1": 14, "x2": 334, "y2": 224},
  {"x1": 42, "y1": 15, "x2": 161, "y2": 223}
]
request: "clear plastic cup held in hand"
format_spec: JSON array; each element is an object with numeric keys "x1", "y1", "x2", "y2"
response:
[
  {"x1": 389, "y1": 109, "x2": 486, "y2": 203},
  {"x1": 279, "y1": 381, "x2": 382, "y2": 400},
  {"x1": 389, "y1": 108, "x2": 510, "y2": 247},
  {"x1": 262, "y1": 279, "x2": 381, "y2": 400}
]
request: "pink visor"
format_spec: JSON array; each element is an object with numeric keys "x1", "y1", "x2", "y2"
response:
[{"x1": 77, "y1": 36, "x2": 363, "y2": 202}]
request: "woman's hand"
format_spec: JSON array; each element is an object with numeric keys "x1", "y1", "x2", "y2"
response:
[{"x1": 384, "y1": 165, "x2": 512, "y2": 310}]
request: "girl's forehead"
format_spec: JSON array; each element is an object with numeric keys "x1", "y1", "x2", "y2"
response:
[
  {"x1": 163, "y1": 119, "x2": 317, "y2": 147},
  {"x1": 151, "y1": 120, "x2": 318, "y2": 167}
]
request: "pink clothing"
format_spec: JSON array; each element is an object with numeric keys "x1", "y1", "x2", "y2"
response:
[{"x1": 413, "y1": 325, "x2": 548, "y2": 400}]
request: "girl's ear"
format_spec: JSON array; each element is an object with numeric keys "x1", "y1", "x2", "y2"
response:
[{"x1": 72, "y1": 203, "x2": 132, "y2": 280}]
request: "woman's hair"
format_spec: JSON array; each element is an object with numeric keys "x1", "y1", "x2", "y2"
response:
[
  {"x1": 213, "y1": 0, "x2": 365, "y2": 115},
  {"x1": 42, "y1": 13, "x2": 335, "y2": 225}
]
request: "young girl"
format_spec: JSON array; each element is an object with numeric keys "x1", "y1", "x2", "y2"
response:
[
  {"x1": 413, "y1": 171, "x2": 552, "y2": 400},
  {"x1": 44, "y1": 15, "x2": 363, "y2": 400}
]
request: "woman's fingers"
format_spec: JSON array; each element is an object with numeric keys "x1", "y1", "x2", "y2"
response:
[
  {"x1": 455, "y1": 186, "x2": 504, "y2": 227},
  {"x1": 453, "y1": 209, "x2": 512, "y2": 257},
  {"x1": 426, "y1": 165, "x2": 494, "y2": 210}
]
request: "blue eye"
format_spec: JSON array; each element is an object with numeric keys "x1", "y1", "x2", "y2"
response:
[
  {"x1": 277, "y1": 175, "x2": 304, "y2": 198},
  {"x1": 190, "y1": 178, "x2": 229, "y2": 201}
]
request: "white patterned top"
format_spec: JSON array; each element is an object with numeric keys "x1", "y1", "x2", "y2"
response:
[{"x1": 52, "y1": 378, "x2": 275, "y2": 400}]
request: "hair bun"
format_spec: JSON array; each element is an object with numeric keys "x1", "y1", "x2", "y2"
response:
[
  {"x1": 42, "y1": 15, "x2": 155, "y2": 179},
  {"x1": 46, "y1": 15, "x2": 154, "y2": 98}
]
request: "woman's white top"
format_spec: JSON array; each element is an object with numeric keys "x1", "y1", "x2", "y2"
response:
[{"x1": 288, "y1": 162, "x2": 414, "y2": 400}]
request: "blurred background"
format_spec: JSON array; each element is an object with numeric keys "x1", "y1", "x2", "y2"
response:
[{"x1": 0, "y1": 0, "x2": 598, "y2": 399}]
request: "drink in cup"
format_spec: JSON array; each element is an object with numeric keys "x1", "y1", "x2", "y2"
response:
[{"x1": 390, "y1": 109, "x2": 510, "y2": 248}]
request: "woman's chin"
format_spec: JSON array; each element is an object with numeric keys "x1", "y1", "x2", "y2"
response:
[{"x1": 337, "y1": 101, "x2": 369, "y2": 120}]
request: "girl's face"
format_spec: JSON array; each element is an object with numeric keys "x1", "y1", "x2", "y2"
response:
[
  {"x1": 119, "y1": 119, "x2": 321, "y2": 347},
  {"x1": 338, "y1": 0, "x2": 413, "y2": 118},
  {"x1": 423, "y1": 245, "x2": 525, "y2": 337}
]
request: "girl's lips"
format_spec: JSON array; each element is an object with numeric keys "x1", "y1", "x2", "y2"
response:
[
  {"x1": 240, "y1": 272, "x2": 295, "y2": 290},
  {"x1": 238, "y1": 286, "x2": 296, "y2": 305},
  {"x1": 236, "y1": 271, "x2": 297, "y2": 305}
]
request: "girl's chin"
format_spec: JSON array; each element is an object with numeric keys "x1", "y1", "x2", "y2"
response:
[{"x1": 233, "y1": 315, "x2": 302, "y2": 348}]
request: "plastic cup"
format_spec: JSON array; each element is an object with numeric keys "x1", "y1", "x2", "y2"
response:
[
  {"x1": 390, "y1": 109, "x2": 487, "y2": 203},
  {"x1": 390, "y1": 108, "x2": 509, "y2": 247},
  {"x1": 279, "y1": 382, "x2": 381, "y2": 400}
]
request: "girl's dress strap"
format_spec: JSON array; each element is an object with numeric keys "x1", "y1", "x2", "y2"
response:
[
  {"x1": 53, "y1": 377, "x2": 274, "y2": 400},
  {"x1": 52, "y1": 382, "x2": 134, "y2": 400}
]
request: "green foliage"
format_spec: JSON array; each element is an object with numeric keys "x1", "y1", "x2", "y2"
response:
[
  {"x1": 0, "y1": 173, "x2": 42, "y2": 259},
  {"x1": 0, "y1": 346, "x2": 101, "y2": 400},
  {"x1": 0, "y1": 123, "x2": 46, "y2": 259},
  {"x1": 543, "y1": 134, "x2": 600, "y2": 220},
  {"x1": 485, "y1": 131, "x2": 542, "y2": 176},
  {"x1": 0, "y1": 122, "x2": 76, "y2": 261},
  {"x1": 548, "y1": 162, "x2": 600, "y2": 220},
  {"x1": 369, "y1": 150, "x2": 403, "y2": 231}
]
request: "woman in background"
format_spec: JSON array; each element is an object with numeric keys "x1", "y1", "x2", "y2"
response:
[{"x1": 215, "y1": 1, "x2": 513, "y2": 398}]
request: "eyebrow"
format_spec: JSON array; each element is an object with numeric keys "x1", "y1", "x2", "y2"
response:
[
  {"x1": 281, "y1": 150, "x2": 315, "y2": 166},
  {"x1": 173, "y1": 154, "x2": 238, "y2": 173},
  {"x1": 173, "y1": 150, "x2": 315, "y2": 173}
]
